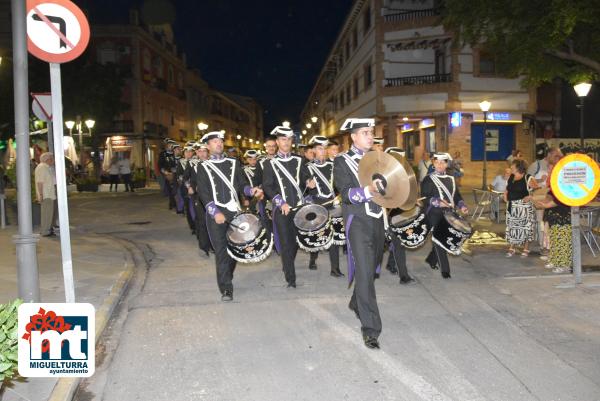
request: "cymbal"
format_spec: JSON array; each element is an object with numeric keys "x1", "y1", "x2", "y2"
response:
[
  {"x1": 358, "y1": 150, "x2": 414, "y2": 209},
  {"x1": 387, "y1": 152, "x2": 419, "y2": 210}
]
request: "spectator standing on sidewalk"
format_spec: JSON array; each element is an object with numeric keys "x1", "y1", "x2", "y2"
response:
[
  {"x1": 536, "y1": 191, "x2": 572, "y2": 273},
  {"x1": 504, "y1": 159, "x2": 536, "y2": 257},
  {"x1": 490, "y1": 167, "x2": 511, "y2": 220},
  {"x1": 35, "y1": 152, "x2": 57, "y2": 237},
  {"x1": 107, "y1": 156, "x2": 120, "y2": 192},
  {"x1": 119, "y1": 154, "x2": 134, "y2": 192}
]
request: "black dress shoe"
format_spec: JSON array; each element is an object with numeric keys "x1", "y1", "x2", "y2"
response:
[
  {"x1": 426, "y1": 258, "x2": 439, "y2": 270},
  {"x1": 363, "y1": 336, "x2": 380, "y2": 349},
  {"x1": 400, "y1": 276, "x2": 416, "y2": 285},
  {"x1": 348, "y1": 303, "x2": 359, "y2": 319},
  {"x1": 221, "y1": 290, "x2": 233, "y2": 302},
  {"x1": 386, "y1": 263, "x2": 398, "y2": 274},
  {"x1": 374, "y1": 273, "x2": 380, "y2": 279},
  {"x1": 308, "y1": 263, "x2": 317, "y2": 270},
  {"x1": 330, "y1": 269, "x2": 344, "y2": 277},
  {"x1": 287, "y1": 282, "x2": 296, "y2": 288},
  {"x1": 441, "y1": 272, "x2": 451, "y2": 279}
]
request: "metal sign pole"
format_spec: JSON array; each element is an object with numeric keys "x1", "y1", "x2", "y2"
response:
[
  {"x1": 49, "y1": 62, "x2": 76, "y2": 303},
  {"x1": 12, "y1": 0, "x2": 40, "y2": 302},
  {"x1": 571, "y1": 206, "x2": 582, "y2": 284}
]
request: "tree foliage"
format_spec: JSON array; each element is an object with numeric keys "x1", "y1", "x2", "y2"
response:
[{"x1": 442, "y1": 0, "x2": 600, "y2": 85}]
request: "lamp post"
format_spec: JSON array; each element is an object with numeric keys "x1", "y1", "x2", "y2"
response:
[
  {"x1": 479, "y1": 100, "x2": 491, "y2": 190},
  {"x1": 197, "y1": 122, "x2": 208, "y2": 140},
  {"x1": 311, "y1": 116, "x2": 318, "y2": 124},
  {"x1": 65, "y1": 120, "x2": 75, "y2": 136},
  {"x1": 573, "y1": 82, "x2": 591, "y2": 149}
]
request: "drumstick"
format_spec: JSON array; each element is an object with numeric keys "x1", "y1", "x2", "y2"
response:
[{"x1": 226, "y1": 220, "x2": 244, "y2": 230}]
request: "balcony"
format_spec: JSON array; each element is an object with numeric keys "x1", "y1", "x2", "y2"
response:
[
  {"x1": 110, "y1": 120, "x2": 134, "y2": 133},
  {"x1": 383, "y1": 8, "x2": 440, "y2": 23},
  {"x1": 385, "y1": 73, "x2": 452, "y2": 87}
]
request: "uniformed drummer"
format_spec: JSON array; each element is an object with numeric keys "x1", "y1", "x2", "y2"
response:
[
  {"x1": 327, "y1": 140, "x2": 340, "y2": 162},
  {"x1": 262, "y1": 126, "x2": 315, "y2": 288},
  {"x1": 196, "y1": 131, "x2": 263, "y2": 301},
  {"x1": 179, "y1": 145, "x2": 195, "y2": 225},
  {"x1": 421, "y1": 152, "x2": 468, "y2": 279},
  {"x1": 307, "y1": 135, "x2": 344, "y2": 277},
  {"x1": 258, "y1": 135, "x2": 278, "y2": 237},
  {"x1": 243, "y1": 150, "x2": 263, "y2": 212},
  {"x1": 158, "y1": 139, "x2": 178, "y2": 210},
  {"x1": 192, "y1": 143, "x2": 212, "y2": 255},
  {"x1": 383, "y1": 147, "x2": 416, "y2": 285},
  {"x1": 334, "y1": 118, "x2": 386, "y2": 349}
]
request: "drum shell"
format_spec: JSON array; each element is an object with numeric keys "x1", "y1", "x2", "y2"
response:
[
  {"x1": 389, "y1": 211, "x2": 430, "y2": 249},
  {"x1": 296, "y1": 220, "x2": 334, "y2": 252},
  {"x1": 431, "y1": 211, "x2": 473, "y2": 255},
  {"x1": 331, "y1": 216, "x2": 346, "y2": 246},
  {"x1": 226, "y1": 212, "x2": 274, "y2": 263}
]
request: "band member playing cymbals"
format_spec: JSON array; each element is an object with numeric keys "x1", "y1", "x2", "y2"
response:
[
  {"x1": 262, "y1": 126, "x2": 315, "y2": 288},
  {"x1": 196, "y1": 131, "x2": 263, "y2": 302},
  {"x1": 421, "y1": 152, "x2": 468, "y2": 279},
  {"x1": 307, "y1": 135, "x2": 344, "y2": 277},
  {"x1": 334, "y1": 118, "x2": 386, "y2": 349}
]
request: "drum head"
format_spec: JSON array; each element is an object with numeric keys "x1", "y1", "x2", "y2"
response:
[
  {"x1": 227, "y1": 213, "x2": 262, "y2": 245},
  {"x1": 390, "y1": 206, "x2": 421, "y2": 226},
  {"x1": 444, "y1": 211, "x2": 472, "y2": 234},
  {"x1": 294, "y1": 204, "x2": 329, "y2": 232}
]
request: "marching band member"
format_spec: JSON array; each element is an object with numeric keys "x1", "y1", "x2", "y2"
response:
[
  {"x1": 171, "y1": 143, "x2": 184, "y2": 214},
  {"x1": 196, "y1": 131, "x2": 263, "y2": 301},
  {"x1": 372, "y1": 137, "x2": 384, "y2": 152},
  {"x1": 421, "y1": 152, "x2": 468, "y2": 279},
  {"x1": 179, "y1": 145, "x2": 195, "y2": 226},
  {"x1": 192, "y1": 143, "x2": 212, "y2": 255},
  {"x1": 383, "y1": 147, "x2": 416, "y2": 285},
  {"x1": 262, "y1": 126, "x2": 315, "y2": 288},
  {"x1": 327, "y1": 140, "x2": 340, "y2": 162},
  {"x1": 158, "y1": 139, "x2": 178, "y2": 210},
  {"x1": 307, "y1": 136, "x2": 344, "y2": 277},
  {"x1": 243, "y1": 150, "x2": 263, "y2": 213},
  {"x1": 334, "y1": 118, "x2": 385, "y2": 349},
  {"x1": 258, "y1": 135, "x2": 278, "y2": 237}
]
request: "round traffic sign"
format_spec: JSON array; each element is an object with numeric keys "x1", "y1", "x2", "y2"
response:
[
  {"x1": 26, "y1": 0, "x2": 90, "y2": 63},
  {"x1": 550, "y1": 154, "x2": 600, "y2": 207}
]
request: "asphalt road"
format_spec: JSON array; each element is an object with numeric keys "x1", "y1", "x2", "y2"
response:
[{"x1": 71, "y1": 191, "x2": 600, "y2": 401}]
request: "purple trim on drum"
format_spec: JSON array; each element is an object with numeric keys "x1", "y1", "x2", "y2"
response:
[
  {"x1": 244, "y1": 185, "x2": 253, "y2": 197},
  {"x1": 272, "y1": 206, "x2": 281, "y2": 254},
  {"x1": 206, "y1": 202, "x2": 220, "y2": 218},
  {"x1": 345, "y1": 214, "x2": 355, "y2": 284},
  {"x1": 348, "y1": 187, "x2": 368, "y2": 204},
  {"x1": 273, "y1": 194, "x2": 285, "y2": 208}
]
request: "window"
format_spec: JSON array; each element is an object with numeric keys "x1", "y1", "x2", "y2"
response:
[
  {"x1": 352, "y1": 27, "x2": 358, "y2": 50},
  {"x1": 364, "y1": 62, "x2": 373, "y2": 89},
  {"x1": 346, "y1": 83, "x2": 352, "y2": 104},
  {"x1": 363, "y1": 5, "x2": 371, "y2": 32},
  {"x1": 435, "y1": 49, "x2": 446, "y2": 75},
  {"x1": 353, "y1": 76, "x2": 359, "y2": 99},
  {"x1": 478, "y1": 49, "x2": 497, "y2": 75}
]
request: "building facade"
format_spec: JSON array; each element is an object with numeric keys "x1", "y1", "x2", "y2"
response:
[{"x1": 301, "y1": 0, "x2": 536, "y2": 188}]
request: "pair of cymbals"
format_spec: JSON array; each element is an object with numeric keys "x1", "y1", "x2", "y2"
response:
[{"x1": 358, "y1": 150, "x2": 419, "y2": 209}]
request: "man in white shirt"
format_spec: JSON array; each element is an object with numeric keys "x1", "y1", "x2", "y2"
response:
[
  {"x1": 35, "y1": 152, "x2": 57, "y2": 237},
  {"x1": 418, "y1": 152, "x2": 432, "y2": 183},
  {"x1": 490, "y1": 168, "x2": 511, "y2": 220}
]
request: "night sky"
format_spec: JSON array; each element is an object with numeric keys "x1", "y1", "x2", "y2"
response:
[{"x1": 79, "y1": 0, "x2": 354, "y2": 130}]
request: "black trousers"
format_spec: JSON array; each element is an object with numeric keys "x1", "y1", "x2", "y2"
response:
[
  {"x1": 184, "y1": 194, "x2": 196, "y2": 231},
  {"x1": 309, "y1": 245, "x2": 340, "y2": 271},
  {"x1": 122, "y1": 173, "x2": 133, "y2": 191},
  {"x1": 386, "y1": 236, "x2": 411, "y2": 279},
  {"x1": 165, "y1": 178, "x2": 176, "y2": 209},
  {"x1": 347, "y1": 215, "x2": 385, "y2": 338},
  {"x1": 196, "y1": 201, "x2": 212, "y2": 253},
  {"x1": 426, "y1": 208, "x2": 450, "y2": 274},
  {"x1": 206, "y1": 212, "x2": 236, "y2": 294},
  {"x1": 273, "y1": 208, "x2": 298, "y2": 285}
]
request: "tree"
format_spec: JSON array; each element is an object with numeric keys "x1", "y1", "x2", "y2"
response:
[{"x1": 442, "y1": 0, "x2": 600, "y2": 85}]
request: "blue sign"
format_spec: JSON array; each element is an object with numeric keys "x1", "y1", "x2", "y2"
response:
[
  {"x1": 450, "y1": 112, "x2": 462, "y2": 128},
  {"x1": 487, "y1": 112, "x2": 510, "y2": 121}
]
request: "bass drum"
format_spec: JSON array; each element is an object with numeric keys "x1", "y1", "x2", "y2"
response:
[
  {"x1": 389, "y1": 207, "x2": 430, "y2": 249},
  {"x1": 328, "y1": 204, "x2": 346, "y2": 246},
  {"x1": 226, "y1": 212, "x2": 273, "y2": 263},
  {"x1": 293, "y1": 204, "x2": 333, "y2": 252},
  {"x1": 432, "y1": 210, "x2": 473, "y2": 255}
]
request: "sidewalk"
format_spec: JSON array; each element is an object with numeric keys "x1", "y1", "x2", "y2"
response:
[{"x1": 0, "y1": 224, "x2": 135, "y2": 401}]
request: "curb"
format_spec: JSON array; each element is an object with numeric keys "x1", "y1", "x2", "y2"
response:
[{"x1": 47, "y1": 243, "x2": 137, "y2": 401}]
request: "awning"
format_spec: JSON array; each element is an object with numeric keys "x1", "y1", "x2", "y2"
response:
[{"x1": 387, "y1": 37, "x2": 451, "y2": 52}]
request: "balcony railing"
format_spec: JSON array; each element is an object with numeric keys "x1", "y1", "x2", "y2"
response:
[
  {"x1": 385, "y1": 73, "x2": 452, "y2": 87},
  {"x1": 384, "y1": 8, "x2": 439, "y2": 23}
]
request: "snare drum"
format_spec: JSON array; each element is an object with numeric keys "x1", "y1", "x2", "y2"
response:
[
  {"x1": 389, "y1": 207, "x2": 430, "y2": 249},
  {"x1": 226, "y1": 212, "x2": 273, "y2": 263},
  {"x1": 432, "y1": 210, "x2": 473, "y2": 255},
  {"x1": 328, "y1": 204, "x2": 346, "y2": 246},
  {"x1": 293, "y1": 204, "x2": 333, "y2": 251}
]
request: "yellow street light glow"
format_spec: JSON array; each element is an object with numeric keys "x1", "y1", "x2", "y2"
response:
[
  {"x1": 479, "y1": 100, "x2": 491, "y2": 112},
  {"x1": 84, "y1": 119, "x2": 95, "y2": 129},
  {"x1": 65, "y1": 121, "x2": 75, "y2": 129}
]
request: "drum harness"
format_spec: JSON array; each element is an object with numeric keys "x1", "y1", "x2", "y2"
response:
[
  {"x1": 307, "y1": 163, "x2": 334, "y2": 199},
  {"x1": 272, "y1": 158, "x2": 304, "y2": 206},
  {"x1": 430, "y1": 174, "x2": 456, "y2": 209}
]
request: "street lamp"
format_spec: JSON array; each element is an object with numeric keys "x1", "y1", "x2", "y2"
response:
[
  {"x1": 236, "y1": 134, "x2": 242, "y2": 140},
  {"x1": 305, "y1": 123, "x2": 312, "y2": 129},
  {"x1": 302, "y1": 129, "x2": 307, "y2": 135},
  {"x1": 197, "y1": 122, "x2": 209, "y2": 140},
  {"x1": 282, "y1": 121, "x2": 290, "y2": 128},
  {"x1": 65, "y1": 120, "x2": 75, "y2": 136},
  {"x1": 573, "y1": 82, "x2": 592, "y2": 148},
  {"x1": 311, "y1": 116, "x2": 318, "y2": 123},
  {"x1": 479, "y1": 100, "x2": 491, "y2": 190}
]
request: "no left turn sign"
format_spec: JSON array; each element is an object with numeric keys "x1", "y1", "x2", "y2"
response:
[{"x1": 26, "y1": 0, "x2": 90, "y2": 63}]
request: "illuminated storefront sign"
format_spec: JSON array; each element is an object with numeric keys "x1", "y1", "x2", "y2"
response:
[{"x1": 450, "y1": 112, "x2": 462, "y2": 128}]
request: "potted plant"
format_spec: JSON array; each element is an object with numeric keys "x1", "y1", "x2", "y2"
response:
[
  {"x1": 75, "y1": 176, "x2": 100, "y2": 192},
  {"x1": 132, "y1": 168, "x2": 147, "y2": 189},
  {"x1": 0, "y1": 299, "x2": 22, "y2": 392}
]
